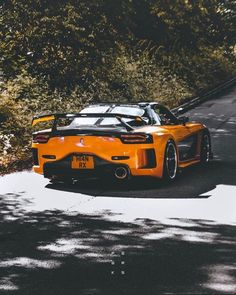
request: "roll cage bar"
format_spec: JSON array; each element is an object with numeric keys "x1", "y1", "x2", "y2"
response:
[
  {"x1": 32, "y1": 102, "x2": 180, "y2": 130},
  {"x1": 80, "y1": 102, "x2": 180, "y2": 125},
  {"x1": 32, "y1": 113, "x2": 147, "y2": 132}
]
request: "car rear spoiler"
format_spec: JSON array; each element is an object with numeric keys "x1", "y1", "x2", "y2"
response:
[
  {"x1": 31, "y1": 114, "x2": 55, "y2": 126},
  {"x1": 32, "y1": 113, "x2": 145, "y2": 131}
]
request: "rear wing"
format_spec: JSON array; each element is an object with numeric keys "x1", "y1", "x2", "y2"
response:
[
  {"x1": 32, "y1": 113, "x2": 145, "y2": 131},
  {"x1": 31, "y1": 115, "x2": 55, "y2": 126}
]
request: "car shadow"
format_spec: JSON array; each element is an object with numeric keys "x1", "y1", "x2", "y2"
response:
[{"x1": 45, "y1": 159, "x2": 236, "y2": 199}]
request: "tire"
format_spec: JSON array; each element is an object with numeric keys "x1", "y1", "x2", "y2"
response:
[
  {"x1": 200, "y1": 132, "x2": 211, "y2": 164},
  {"x1": 163, "y1": 140, "x2": 178, "y2": 181}
]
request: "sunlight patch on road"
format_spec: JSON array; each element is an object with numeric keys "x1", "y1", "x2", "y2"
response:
[
  {"x1": 38, "y1": 238, "x2": 91, "y2": 254},
  {"x1": 203, "y1": 264, "x2": 236, "y2": 294},
  {"x1": 0, "y1": 171, "x2": 94, "y2": 212},
  {"x1": 72, "y1": 184, "x2": 236, "y2": 225},
  {"x1": 0, "y1": 276, "x2": 18, "y2": 291},
  {"x1": 102, "y1": 229, "x2": 132, "y2": 235},
  {"x1": 0, "y1": 257, "x2": 61, "y2": 269},
  {"x1": 143, "y1": 228, "x2": 218, "y2": 243},
  {"x1": 38, "y1": 238, "x2": 113, "y2": 263},
  {"x1": 0, "y1": 172, "x2": 236, "y2": 226}
]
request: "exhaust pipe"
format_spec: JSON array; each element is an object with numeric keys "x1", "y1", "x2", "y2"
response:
[{"x1": 114, "y1": 166, "x2": 129, "y2": 180}]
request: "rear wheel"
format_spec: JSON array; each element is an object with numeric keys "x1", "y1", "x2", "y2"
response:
[
  {"x1": 163, "y1": 140, "x2": 178, "y2": 181},
  {"x1": 200, "y1": 133, "x2": 211, "y2": 164}
]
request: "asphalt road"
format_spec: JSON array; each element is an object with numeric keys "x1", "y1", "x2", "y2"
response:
[{"x1": 0, "y1": 87, "x2": 236, "y2": 294}]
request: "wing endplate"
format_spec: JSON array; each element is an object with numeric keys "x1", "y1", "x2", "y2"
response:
[{"x1": 32, "y1": 115, "x2": 55, "y2": 126}]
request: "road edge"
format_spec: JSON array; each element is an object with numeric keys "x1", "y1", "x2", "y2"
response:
[{"x1": 171, "y1": 77, "x2": 236, "y2": 114}]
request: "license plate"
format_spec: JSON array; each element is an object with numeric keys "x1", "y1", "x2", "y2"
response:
[{"x1": 71, "y1": 155, "x2": 94, "y2": 169}]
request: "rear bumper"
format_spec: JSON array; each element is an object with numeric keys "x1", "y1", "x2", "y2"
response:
[
  {"x1": 32, "y1": 134, "x2": 166, "y2": 179},
  {"x1": 34, "y1": 150, "x2": 164, "y2": 179},
  {"x1": 43, "y1": 154, "x2": 130, "y2": 179}
]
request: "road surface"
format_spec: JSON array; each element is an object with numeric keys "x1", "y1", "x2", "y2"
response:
[{"x1": 0, "y1": 87, "x2": 236, "y2": 294}]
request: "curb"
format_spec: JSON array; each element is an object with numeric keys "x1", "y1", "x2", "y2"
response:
[{"x1": 171, "y1": 77, "x2": 236, "y2": 114}]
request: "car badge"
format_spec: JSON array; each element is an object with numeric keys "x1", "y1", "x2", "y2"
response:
[{"x1": 80, "y1": 138, "x2": 85, "y2": 145}]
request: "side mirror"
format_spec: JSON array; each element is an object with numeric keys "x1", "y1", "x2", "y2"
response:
[
  {"x1": 177, "y1": 107, "x2": 184, "y2": 115},
  {"x1": 178, "y1": 116, "x2": 189, "y2": 125}
]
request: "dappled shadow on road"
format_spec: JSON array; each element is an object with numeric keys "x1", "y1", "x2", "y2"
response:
[
  {"x1": 45, "y1": 158, "x2": 236, "y2": 199},
  {"x1": 0, "y1": 193, "x2": 235, "y2": 295}
]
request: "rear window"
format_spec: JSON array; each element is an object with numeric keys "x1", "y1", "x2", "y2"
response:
[
  {"x1": 99, "y1": 106, "x2": 144, "y2": 126},
  {"x1": 72, "y1": 106, "x2": 110, "y2": 126},
  {"x1": 69, "y1": 105, "x2": 144, "y2": 127}
]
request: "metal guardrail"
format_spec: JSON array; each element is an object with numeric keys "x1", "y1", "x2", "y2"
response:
[{"x1": 171, "y1": 77, "x2": 236, "y2": 114}]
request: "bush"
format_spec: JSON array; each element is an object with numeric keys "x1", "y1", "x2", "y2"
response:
[{"x1": 0, "y1": 0, "x2": 236, "y2": 174}]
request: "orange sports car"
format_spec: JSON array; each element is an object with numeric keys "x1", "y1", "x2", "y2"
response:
[{"x1": 31, "y1": 102, "x2": 212, "y2": 183}]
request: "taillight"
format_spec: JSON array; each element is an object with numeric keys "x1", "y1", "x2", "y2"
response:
[
  {"x1": 120, "y1": 134, "x2": 153, "y2": 144},
  {"x1": 33, "y1": 134, "x2": 50, "y2": 143}
]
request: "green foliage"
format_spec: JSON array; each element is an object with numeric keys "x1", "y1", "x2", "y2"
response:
[
  {"x1": 0, "y1": 71, "x2": 94, "y2": 173},
  {"x1": 0, "y1": 0, "x2": 235, "y2": 173}
]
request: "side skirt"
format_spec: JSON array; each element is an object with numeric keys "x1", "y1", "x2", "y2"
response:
[{"x1": 178, "y1": 159, "x2": 200, "y2": 168}]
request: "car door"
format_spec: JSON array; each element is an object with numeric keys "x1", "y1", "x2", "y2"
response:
[{"x1": 153, "y1": 105, "x2": 197, "y2": 161}]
